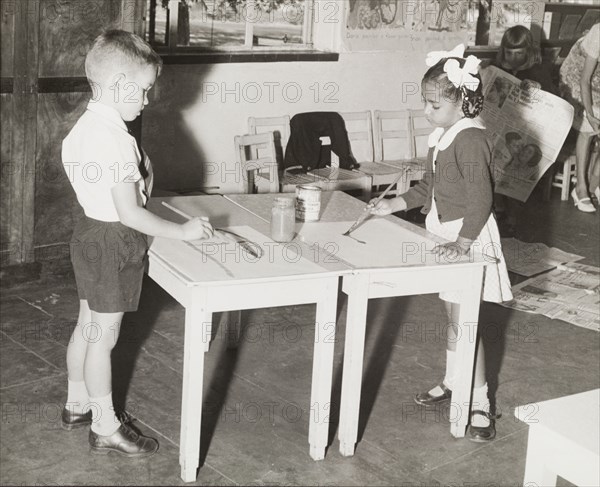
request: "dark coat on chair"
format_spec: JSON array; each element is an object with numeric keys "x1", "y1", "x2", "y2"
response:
[{"x1": 284, "y1": 112, "x2": 359, "y2": 171}]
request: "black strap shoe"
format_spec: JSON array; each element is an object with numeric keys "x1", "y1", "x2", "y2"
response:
[
  {"x1": 61, "y1": 408, "x2": 92, "y2": 430},
  {"x1": 89, "y1": 423, "x2": 159, "y2": 457},
  {"x1": 414, "y1": 382, "x2": 452, "y2": 407},
  {"x1": 468, "y1": 410, "x2": 496, "y2": 442}
]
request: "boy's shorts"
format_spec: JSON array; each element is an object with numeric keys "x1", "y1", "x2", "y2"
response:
[{"x1": 70, "y1": 215, "x2": 148, "y2": 313}]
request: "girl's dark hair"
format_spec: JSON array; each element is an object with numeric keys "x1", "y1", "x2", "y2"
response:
[
  {"x1": 496, "y1": 25, "x2": 542, "y2": 69},
  {"x1": 422, "y1": 57, "x2": 484, "y2": 118}
]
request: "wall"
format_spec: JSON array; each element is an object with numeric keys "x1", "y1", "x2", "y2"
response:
[{"x1": 142, "y1": 49, "x2": 429, "y2": 194}]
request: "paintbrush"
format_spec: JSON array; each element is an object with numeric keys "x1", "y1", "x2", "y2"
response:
[
  {"x1": 161, "y1": 201, "x2": 262, "y2": 258},
  {"x1": 343, "y1": 167, "x2": 409, "y2": 237}
]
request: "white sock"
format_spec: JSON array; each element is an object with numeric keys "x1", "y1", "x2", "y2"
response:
[
  {"x1": 429, "y1": 350, "x2": 456, "y2": 396},
  {"x1": 89, "y1": 392, "x2": 120, "y2": 436},
  {"x1": 442, "y1": 349, "x2": 456, "y2": 389},
  {"x1": 471, "y1": 383, "x2": 491, "y2": 427},
  {"x1": 66, "y1": 379, "x2": 89, "y2": 414}
]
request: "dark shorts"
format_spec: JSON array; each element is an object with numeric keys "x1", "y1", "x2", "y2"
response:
[{"x1": 70, "y1": 216, "x2": 148, "y2": 313}]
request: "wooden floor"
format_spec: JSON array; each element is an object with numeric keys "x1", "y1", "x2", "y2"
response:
[{"x1": 1, "y1": 189, "x2": 598, "y2": 486}]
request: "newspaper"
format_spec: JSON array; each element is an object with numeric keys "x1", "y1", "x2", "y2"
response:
[
  {"x1": 501, "y1": 263, "x2": 600, "y2": 332},
  {"x1": 500, "y1": 238, "x2": 584, "y2": 276},
  {"x1": 479, "y1": 66, "x2": 574, "y2": 202}
]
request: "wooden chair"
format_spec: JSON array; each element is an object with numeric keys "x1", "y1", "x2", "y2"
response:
[
  {"x1": 247, "y1": 116, "x2": 326, "y2": 192},
  {"x1": 234, "y1": 132, "x2": 280, "y2": 194},
  {"x1": 340, "y1": 110, "x2": 408, "y2": 197},
  {"x1": 248, "y1": 114, "x2": 372, "y2": 200},
  {"x1": 372, "y1": 109, "x2": 428, "y2": 195}
]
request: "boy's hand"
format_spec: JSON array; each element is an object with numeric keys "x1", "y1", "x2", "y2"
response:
[
  {"x1": 182, "y1": 217, "x2": 214, "y2": 241},
  {"x1": 369, "y1": 197, "x2": 407, "y2": 216}
]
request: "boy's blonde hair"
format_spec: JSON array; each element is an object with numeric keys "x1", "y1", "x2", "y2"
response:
[{"x1": 85, "y1": 30, "x2": 163, "y2": 86}]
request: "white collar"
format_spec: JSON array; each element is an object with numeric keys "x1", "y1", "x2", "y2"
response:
[
  {"x1": 86, "y1": 101, "x2": 129, "y2": 133},
  {"x1": 428, "y1": 117, "x2": 486, "y2": 151}
]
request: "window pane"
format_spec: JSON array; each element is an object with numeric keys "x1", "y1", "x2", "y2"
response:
[
  {"x1": 490, "y1": 2, "x2": 534, "y2": 46},
  {"x1": 252, "y1": 0, "x2": 305, "y2": 46},
  {"x1": 145, "y1": 0, "x2": 168, "y2": 46},
  {"x1": 184, "y1": 0, "x2": 306, "y2": 48},
  {"x1": 189, "y1": 0, "x2": 245, "y2": 48}
]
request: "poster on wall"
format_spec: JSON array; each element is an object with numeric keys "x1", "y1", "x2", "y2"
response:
[{"x1": 343, "y1": 0, "x2": 478, "y2": 52}]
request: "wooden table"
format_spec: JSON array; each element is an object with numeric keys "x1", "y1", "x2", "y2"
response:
[
  {"x1": 515, "y1": 389, "x2": 600, "y2": 486},
  {"x1": 226, "y1": 191, "x2": 488, "y2": 455},
  {"x1": 147, "y1": 195, "x2": 350, "y2": 482}
]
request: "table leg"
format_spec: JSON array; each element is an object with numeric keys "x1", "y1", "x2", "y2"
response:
[
  {"x1": 451, "y1": 266, "x2": 483, "y2": 438},
  {"x1": 523, "y1": 427, "x2": 558, "y2": 486},
  {"x1": 223, "y1": 310, "x2": 242, "y2": 350},
  {"x1": 308, "y1": 278, "x2": 338, "y2": 461},
  {"x1": 338, "y1": 274, "x2": 370, "y2": 457},
  {"x1": 179, "y1": 300, "x2": 211, "y2": 483}
]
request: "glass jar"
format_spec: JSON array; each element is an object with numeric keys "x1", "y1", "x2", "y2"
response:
[{"x1": 270, "y1": 197, "x2": 295, "y2": 242}]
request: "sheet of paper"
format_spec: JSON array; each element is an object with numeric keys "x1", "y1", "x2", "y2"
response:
[
  {"x1": 500, "y1": 263, "x2": 600, "y2": 332},
  {"x1": 151, "y1": 225, "x2": 329, "y2": 282},
  {"x1": 480, "y1": 66, "x2": 574, "y2": 202},
  {"x1": 500, "y1": 238, "x2": 584, "y2": 276},
  {"x1": 297, "y1": 219, "x2": 461, "y2": 268}
]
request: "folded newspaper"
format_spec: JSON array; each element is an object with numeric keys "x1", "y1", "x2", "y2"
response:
[
  {"x1": 501, "y1": 263, "x2": 600, "y2": 332},
  {"x1": 479, "y1": 66, "x2": 575, "y2": 202}
]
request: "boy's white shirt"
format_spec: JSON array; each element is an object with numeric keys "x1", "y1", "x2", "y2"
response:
[{"x1": 62, "y1": 101, "x2": 151, "y2": 222}]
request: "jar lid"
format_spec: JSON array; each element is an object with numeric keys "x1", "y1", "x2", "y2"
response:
[{"x1": 273, "y1": 197, "x2": 294, "y2": 208}]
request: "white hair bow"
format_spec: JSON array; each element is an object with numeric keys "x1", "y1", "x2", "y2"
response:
[
  {"x1": 425, "y1": 44, "x2": 465, "y2": 67},
  {"x1": 444, "y1": 55, "x2": 481, "y2": 91}
]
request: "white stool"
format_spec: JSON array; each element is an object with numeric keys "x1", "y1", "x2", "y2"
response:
[
  {"x1": 515, "y1": 389, "x2": 600, "y2": 486},
  {"x1": 551, "y1": 154, "x2": 577, "y2": 201}
]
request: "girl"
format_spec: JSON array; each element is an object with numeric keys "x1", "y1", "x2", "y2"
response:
[
  {"x1": 493, "y1": 25, "x2": 558, "y2": 234},
  {"x1": 495, "y1": 25, "x2": 558, "y2": 95},
  {"x1": 560, "y1": 23, "x2": 600, "y2": 212},
  {"x1": 370, "y1": 45, "x2": 513, "y2": 442}
]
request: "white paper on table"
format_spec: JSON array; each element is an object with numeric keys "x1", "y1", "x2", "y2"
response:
[
  {"x1": 152, "y1": 225, "x2": 328, "y2": 282},
  {"x1": 297, "y1": 219, "x2": 464, "y2": 269}
]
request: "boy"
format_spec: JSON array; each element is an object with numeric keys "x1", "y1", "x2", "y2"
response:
[{"x1": 61, "y1": 30, "x2": 213, "y2": 457}]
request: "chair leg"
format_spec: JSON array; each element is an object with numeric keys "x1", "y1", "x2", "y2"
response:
[{"x1": 561, "y1": 156, "x2": 574, "y2": 201}]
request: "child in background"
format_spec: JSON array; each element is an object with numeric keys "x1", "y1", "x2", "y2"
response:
[
  {"x1": 492, "y1": 25, "x2": 558, "y2": 234},
  {"x1": 61, "y1": 30, "x2": 213, "y2": 456},
  {"x1": 370, "y1": 45, "x2": 513, "y2": 442},
  {"x1": 495, "y1": 25, "x2": 558, "y2": 95},
  {"x1": 560, "y1": 22, "x2": 600, "y2": 212}
]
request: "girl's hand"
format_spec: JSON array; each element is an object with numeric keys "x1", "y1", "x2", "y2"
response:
[
  {"x1": 432, "y1": 237, "x2": 472, "y2": 259},
  {"x1": 181, "y1": 217, "x2": 214, "y2": 241},
  {"x1": 520, "y1": 79, "x2": 541, "y2": 92},
  {"x1": 369, "y1": 197, "x2": 407, "y2": 215}
]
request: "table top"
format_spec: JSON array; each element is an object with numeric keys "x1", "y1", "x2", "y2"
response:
[
  {"x1": 514, "y1": 389, "x2": 600, "y2": 455},
  {"x1": 226, "y1": 192, "x2": 487, "y2": 270},
  {"x1": 147, "y1": 195, "x2": 349, "y2": 286}
]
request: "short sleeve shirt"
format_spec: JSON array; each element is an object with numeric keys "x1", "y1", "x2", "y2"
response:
[
  {"x1": 559, "y1": 23, "x2": 600, "y2": 116},
  {"x1": 582, "y1": 23, "x2": 600, "y2": 60},
  {"x1": 62, "y1": 102, "x2": 148, "y2": 222}
]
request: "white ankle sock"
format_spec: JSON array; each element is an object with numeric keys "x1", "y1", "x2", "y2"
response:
[
  {"x1": 89, "y1": 392, "x2": 119, "y2": 436},
  {"x1": 66, "y1": 379, "x2": 89, "y2": 414},
  {"x1": 471, "y1": 383, "x2": 490, "y2": 427},
  {"x1": 442, "y1": 350, "x2": 456, "y2": 389},
  {"x1": 429, "y1": 350, "x2": 456, "y2": 397}
]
